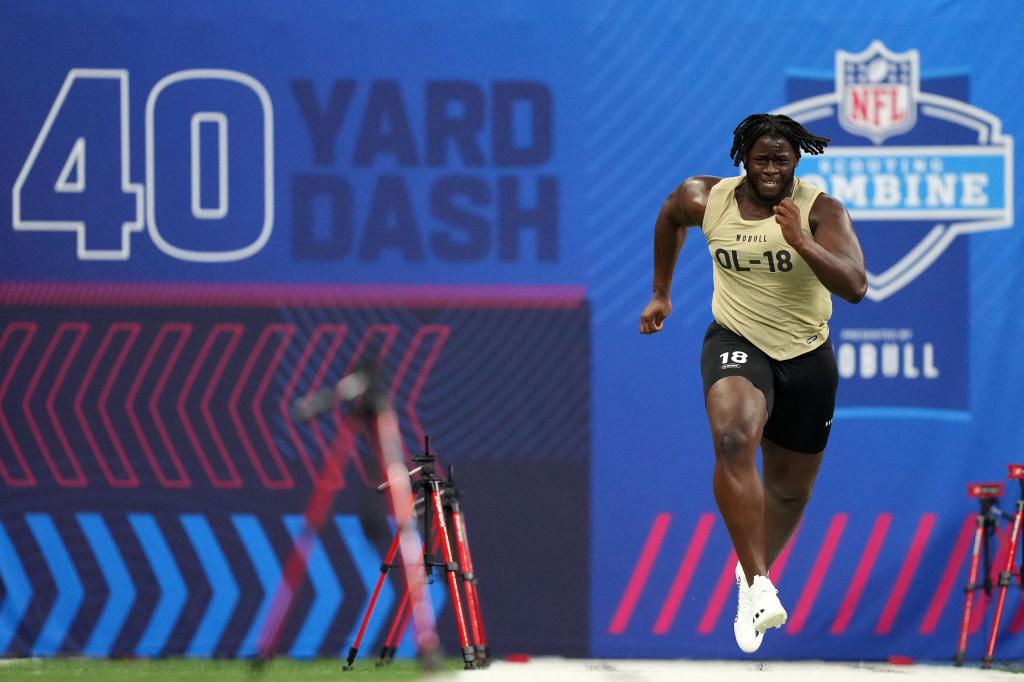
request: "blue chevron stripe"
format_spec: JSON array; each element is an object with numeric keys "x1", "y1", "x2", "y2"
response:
[
  {"x1": 334, "y1": 515, "x2": 394, "y2": 654},
  {"x1": 25, "y1": 514, "x2": 84, "y2": 656},
  {"x1": 0, "y1": 520, "x2": 32, "y2": 653},
  {"x1": 181, "y1": 514, "x2": 239, "y2": 657},
  {"x1": 129, "y1": 514, "x2": 186, "y2": 656},
  {"x1": 77, "y1": 513, "x2": 136, "y2": 657},
  {"x1": 231, "y1": 515, "x2": 281, "y2": 658},
  {"x1": 284, "y1": 515, "x2": 343, "y2": 658}
]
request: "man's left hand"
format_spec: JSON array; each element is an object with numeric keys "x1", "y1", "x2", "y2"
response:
[{"x1": 773, "y1": 198, "x2": 807, "y2": 249}]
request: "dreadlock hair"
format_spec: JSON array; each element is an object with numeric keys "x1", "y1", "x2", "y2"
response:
[{"x1": 729, "y1": 114, "x2": 830, "y2": 167}]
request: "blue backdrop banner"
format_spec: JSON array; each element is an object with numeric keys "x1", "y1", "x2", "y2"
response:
[{"x1": 2, "y1": 0, "x2": 1023, "y2": 664}]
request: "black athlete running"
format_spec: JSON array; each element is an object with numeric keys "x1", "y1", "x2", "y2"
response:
[{"x1": 639, "y1": 114, "x2": 867, "y2": 652}]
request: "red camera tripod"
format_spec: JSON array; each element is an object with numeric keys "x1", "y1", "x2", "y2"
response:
[
  {"x1": 344, "y1": 437, "x2": 485, "y2": 670},
  {"x1": 982, "y1": 465, "x2": 1024, "y2": 669},
  {"x1": 955, "y1": 481, "x2": 1005, "y2": 666},
  {"x1": 255, "y1": 365, "x2": 442, "y2": 669}
]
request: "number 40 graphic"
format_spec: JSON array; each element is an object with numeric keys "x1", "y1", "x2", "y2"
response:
[{"x1": 11, "y1": 69, "x2": 274, "y2": 262}]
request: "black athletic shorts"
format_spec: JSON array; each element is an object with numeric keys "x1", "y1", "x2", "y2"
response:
[{"x1": 700, "y1": 320, "x2": 838, "y2": 454}]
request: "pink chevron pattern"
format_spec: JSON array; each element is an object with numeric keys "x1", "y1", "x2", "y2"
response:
[
  {"x1": 875, "y1": 513, "x2": 935, "y2": 635},
  {"x1": 149, "y1": 324, "x2": 193, "y2": 488},
  {"x1": 392, "y1": 325, "x2": 451, "y2": 452},
  {"x1": 831, "y1": 513, "x2": 891, "y2": 635},
  {"x1": 608, "y1": 512, "x2": 672, "y2": 635},
  {"x1": 281, "y1": 325, "x2": 348, "y2": 488},
  {"x1": 652, "y1": 513, "x2": 715, "y2": 634},
  {"x1": 968, "y1": 524, "x2": 1012, "y2": 635},
  {"x1": 180, "y1": 324, "x2": 244, "y2": 489},
  {"x1": 229, "y1": 324, "x2": 296, "y2": 489},
  {"x1": 920, "y1": 514, "x2": 975, "y2": 634},
  {"x1": 330, "y1": 324, "x2": 400, "y2": 485},
  {"x1": 0, "y1": 322, "x2": 38, "y2": 486},
  {"x1": 0, "y1": 281, "x2": 587, "y2": 308},
  {"x1": 126, "y1": 324, "x2": 192, "y2": 488},
  {"x1": 23, "y1": 322, "x2": 88, "y2": 487},
  {"x1": 787, "y1": 513, "x2": 848, "y2": 635},
  {"x1": 607, "y1": 510, "x2": 986, "y2": 639},
  {"x1": 1, "y1": 318, "x2": 449, "y2": 491},
  {"x1": 770, "y1": 521, "x2": 802, "y2": 584},
  {"x1": 44, "y1": 322, "x2": 90, "y2": 487},
  {"x1": 252, "y1": 324, "x2": 298, "y2": 489},
  {"x1": 697, "y1": 550, "x2": 737, "y2": 635},
  {"x1": 1009, "y1": 590, "x2": 1024, "y2": 634},
  {"x1": 96, "y1": 323, "x2": 141, "y2": 487},
  {"x1": 74, "y1": 323, "x2": 140, "y2": 487}
]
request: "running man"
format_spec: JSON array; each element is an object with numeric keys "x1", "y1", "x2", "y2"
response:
[{"x1": 639, "y1": 114, "x2": 867, "y2": 652}]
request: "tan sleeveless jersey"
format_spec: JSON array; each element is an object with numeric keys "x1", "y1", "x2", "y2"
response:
[{"x1": 701, "y1": 175, "x2": 830, "y2": 361}]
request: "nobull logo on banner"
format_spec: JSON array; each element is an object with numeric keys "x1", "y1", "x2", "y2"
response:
[{"x1": 775, "y1": 41, "x2": 1014, "y2": 412}]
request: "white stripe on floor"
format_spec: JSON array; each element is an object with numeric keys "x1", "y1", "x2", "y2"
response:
[{"x1": 434, "y1": 657, "x2": 1021, "y2": 681}]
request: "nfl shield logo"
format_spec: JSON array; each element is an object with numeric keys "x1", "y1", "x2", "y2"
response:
[
  {"x1": 836, "y1": 40, "x2": 918, "y2": 144},
  {"x1": 773, "y1": 39, "x2": 1014, "y2": 411}
]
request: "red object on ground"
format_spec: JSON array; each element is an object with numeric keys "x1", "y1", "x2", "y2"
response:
[
  {"x1": 505, "y1": 653, "x2": 530, "y2": 663},
  {"x1": 887, "y1": 655, "x2": 914, "y2": 665}
]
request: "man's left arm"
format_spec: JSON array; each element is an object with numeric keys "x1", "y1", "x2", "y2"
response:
[{"x1": 774, "y1": 194, "x2": 868, "y2": 303}]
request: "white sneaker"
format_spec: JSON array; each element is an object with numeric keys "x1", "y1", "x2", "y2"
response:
[
  {"x1": 733, "y1": 562, "x2": 763, "y2": 653},
  {"x1": 749, "y1": 574, "x2": 787, "y2": 634}
]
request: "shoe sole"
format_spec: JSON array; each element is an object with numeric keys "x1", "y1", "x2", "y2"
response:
[
  {"x1": 754, "y1": 610, "x2": 786, "y2": 634},
  {"x1": 734, "y1": 628, "x2": 764, "y2": 653}
]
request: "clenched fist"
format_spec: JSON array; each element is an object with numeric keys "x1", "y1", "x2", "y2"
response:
[
  {"x1": 640, "y1": 295, "x2": 671, "y2": 334},
  {"x1": 773, "y1": 197, "x2": 807, "y2": 249}
]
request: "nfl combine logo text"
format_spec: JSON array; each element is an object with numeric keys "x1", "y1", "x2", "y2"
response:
[{"x1": 775, "y1": 41, "x2": 1013, "y2": 412}]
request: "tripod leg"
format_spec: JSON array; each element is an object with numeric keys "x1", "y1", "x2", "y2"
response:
[
  {"x1": 378, "y1": 590, "x2": 409, "y2": 666},
  {"x1": 373, "y1": 408, "x2": 441, "y2": 667},
  {"x1": 983, "y1": 501, "x2": 1024, "y2": 669},
  {"x1": 956, "y1": 516, "x2": 987, "y2": 665},
  {"x1": 449, "y1": 499, "x2": 488, "y2": 666},
  {"x1": 430, "y1": 486, "x2": 476, "y2": 669},
  {"x1": 344, "y1": 527, "x2": 402, "y2": 670},
  {"x1": 256, "y1": 465, "x2": 345, "y2": 660},
  {"x1": 256, "y1": 410, "x2": 371, "y2": 663},
  {"x1": 374, "y1": 513, "x2": 443, "y2": 666}
]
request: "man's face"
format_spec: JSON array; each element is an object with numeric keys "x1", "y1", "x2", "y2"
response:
[{"x1": 743, "y1": 136, "x2": 799, "y2": 202}]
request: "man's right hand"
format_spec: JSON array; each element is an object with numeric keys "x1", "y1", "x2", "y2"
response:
[{"x1": 640, "y1": 295, "x2": 672, "y2": 334}]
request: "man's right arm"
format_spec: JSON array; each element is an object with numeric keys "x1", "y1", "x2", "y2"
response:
[{"x1": 640, "y1": 176, "x2": 717, "y2": 334}]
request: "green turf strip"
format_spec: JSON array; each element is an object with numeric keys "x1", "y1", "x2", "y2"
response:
[{"x1": 0, "y1": 658, "x2": 463, "y2": 681}]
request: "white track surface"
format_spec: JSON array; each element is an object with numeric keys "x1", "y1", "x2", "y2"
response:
[{"x1": 434, "y1": 657, "x2": 1022, "y2": 681}]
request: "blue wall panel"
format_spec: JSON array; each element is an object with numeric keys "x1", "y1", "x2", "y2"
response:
[{"x1": 2, "y1": 0, "x2": 1023, "y2": 662}]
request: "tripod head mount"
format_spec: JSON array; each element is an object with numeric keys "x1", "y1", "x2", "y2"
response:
[
  {"x1": 410, "y1": 435, "x2": 437, "y2": 478},
  {"x1": 1007, "y1": 464, "x2": 1024, "y2": 498},
  {"x1": 375, "y1": 434, "x2": 439, "y2": 492},
  {"x1": 376, "y1": 432, "x2": 440, "y2": 491},
  {"x1": 967, "y1": 482, "x2": 1006, "y2": 525},
  {"x1": 968, "y1": 482, "x2": 1006, "y2": 499}
]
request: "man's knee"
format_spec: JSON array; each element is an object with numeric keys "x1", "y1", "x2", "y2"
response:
[
  {"x1": 706, "y1": 379, "x2": 766, "y2": 463},
  {"x1": 765, "y1": 481, "x2": 812, "y2": 515},
  {"x1": 712, "y1": 424, "x2": 759, "y2": 461}
]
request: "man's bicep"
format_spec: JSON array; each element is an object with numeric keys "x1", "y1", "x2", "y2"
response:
[
  {"x1": 813, "y1": 198, "x2": 864, "y2": 264},
  {"x1": 667, "y1": 177, "x2": 713, "y2": 227},
  {"x1": 659, "y1": 189, "x2": 688, "y2": 226}
]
